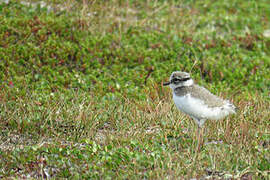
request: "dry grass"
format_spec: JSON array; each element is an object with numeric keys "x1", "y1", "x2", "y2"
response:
[
  {"x1": 0, "y1": 0, "x2": 269, "y2": 178},
  {"x1": 1, "y1": 86, "x2": 269, "y2": 178}
]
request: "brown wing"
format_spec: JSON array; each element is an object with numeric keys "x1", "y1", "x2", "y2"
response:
[{"x1": 190, "y1": 85, "x2": 226, "y2": 107}]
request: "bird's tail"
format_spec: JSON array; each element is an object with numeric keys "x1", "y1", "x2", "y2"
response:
[{"x1": 224, "y1": 101, "x2": 237, "y2": 114}]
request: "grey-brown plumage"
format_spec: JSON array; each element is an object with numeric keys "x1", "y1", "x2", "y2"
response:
[{"x1": 174, "y1": 85, "x2": 226, "y2": 108}]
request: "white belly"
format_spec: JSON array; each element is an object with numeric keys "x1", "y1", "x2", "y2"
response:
[{"x1": 173, "y1": 93, "x2": 234, "y2": 121}]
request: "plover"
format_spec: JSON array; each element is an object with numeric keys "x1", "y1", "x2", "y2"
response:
[{"x1": 163, "y1": 71, "x2": 236, "y2": 150}]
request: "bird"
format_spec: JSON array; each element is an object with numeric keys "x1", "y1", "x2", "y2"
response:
[{"x1": 163, "y1": 71, "x2": 236, "y2": 150}]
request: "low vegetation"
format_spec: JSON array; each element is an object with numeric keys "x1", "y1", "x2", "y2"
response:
[{"x1": 0, "y1": 0, "x2": 269, "y2": 179}]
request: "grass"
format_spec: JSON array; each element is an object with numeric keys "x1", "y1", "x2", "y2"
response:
[{"x1": 0, "y1": 0, "x2": 270, "y2": 179}]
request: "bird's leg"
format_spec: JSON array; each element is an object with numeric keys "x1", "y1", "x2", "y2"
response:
[
  {"x1": 196, "y1": 125, "x2": 202, "y2": 152},
  {"x1": 196, "y1": 120, "x2": 205, "y2": 152},
  {"x1": 200, "y1": 126, "x2": 205, "y2": 147}
]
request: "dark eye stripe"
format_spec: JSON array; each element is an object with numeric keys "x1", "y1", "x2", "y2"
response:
[
  {"x1": 180, "y1": 77, "x2": 191, "y2": 81},
  {"x1": 171, "y1": 77, "x2": 190, "y2": 84}
]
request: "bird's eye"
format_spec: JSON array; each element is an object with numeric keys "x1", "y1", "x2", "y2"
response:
[{"x1": 173, "y1": 78, "x2": 180, "y2": 84}]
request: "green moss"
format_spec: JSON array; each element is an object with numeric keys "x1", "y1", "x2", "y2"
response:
[{"x1": 0, "y1": 0, "x2": 269, "y2": 179}]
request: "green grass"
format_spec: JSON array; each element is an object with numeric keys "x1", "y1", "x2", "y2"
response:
[{"x1": 0, "y1": 0, "x2": 270, "y2": 179}]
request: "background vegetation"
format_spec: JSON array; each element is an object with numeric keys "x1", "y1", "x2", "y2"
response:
[{"x1": 0, "y1": 0, "x2": 269, "y2": 179}]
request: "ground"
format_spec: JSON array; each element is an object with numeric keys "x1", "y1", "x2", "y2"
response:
[{"x1": 0, "y1": 0, "x2": 269, "y2": 179}]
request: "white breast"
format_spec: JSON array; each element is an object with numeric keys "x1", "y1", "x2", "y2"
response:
[{"x1": 173, "y1": 93, "x2": 234, "y2": 121}]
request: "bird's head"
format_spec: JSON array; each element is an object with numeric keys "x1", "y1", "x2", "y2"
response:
[{"x1": 163, "y1": 71, "x2": 193, "y2": 89}]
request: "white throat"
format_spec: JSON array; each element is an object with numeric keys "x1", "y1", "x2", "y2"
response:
[{"x1": 170, "y1": 79, "x2": 194, "y2": 90}]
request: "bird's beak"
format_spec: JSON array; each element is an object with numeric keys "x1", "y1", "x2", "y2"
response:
[{"x1": 163, "y1": 81, "x2": 171, "y2": 86}]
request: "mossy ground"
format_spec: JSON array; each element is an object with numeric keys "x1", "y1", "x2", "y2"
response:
[{"x1": 0, "y1": 0, "x2": 269, "y2": 179}]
